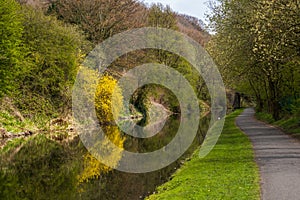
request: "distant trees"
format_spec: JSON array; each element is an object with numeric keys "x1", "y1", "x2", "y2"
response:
[
  {"x1": 146, "y1": 4, "x2": 210, "y2": 103},
  {"x1": 147, "y1": 3, "x2": 179, "y2": 68},
  {"x1": 147, "y1": 3, "x2": 177, "y2": 29},
  {"x1": 208, "y1": 0, "x2": 300, "y2": 119},
  {"x1": 177, "y1": 14, "x2": 210, "y2": 46}
]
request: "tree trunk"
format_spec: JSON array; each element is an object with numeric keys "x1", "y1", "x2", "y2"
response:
[{"x1": 268, "y1": 78, "x2": 280, "y2": 120}]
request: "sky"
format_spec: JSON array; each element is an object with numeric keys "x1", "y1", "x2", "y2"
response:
[{"x1": 140, "y1": 0, "x2": 213, "y2": 24}]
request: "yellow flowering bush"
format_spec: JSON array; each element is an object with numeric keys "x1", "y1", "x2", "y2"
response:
[{"x1": 95, "y1": 75, "x2": 123, "y2": 124}]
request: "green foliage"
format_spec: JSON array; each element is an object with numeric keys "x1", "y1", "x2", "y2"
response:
[
  {"x1": 147, "y1": 110, "x2": 260, "y2": 200},
  {"x1": 19, "y1": 7, "x2": 84, "y2": 111},
  {"x1": 131, "y1": 85, "x2": 179, "y2": 118},
  {"x1": 0, "y1": 0, "x2": 23, "y2": 97},
  {"x1": 146, "y1": 4, "x2": 209, "y2": 105},
  {"x1": 290, "y1": 99, "x2": 300, "y2": 118},
  {"x1": 274, "y1": 118, "x2": 300, "y2": 135},
  {"x1": 256, "y1": 106, "x2": 300, "y2": 136},
  {"x1": 0, "y1": 2, "x2": 87, "y2": 119},
  {"x1": 255, "y1": 112, "x2": 275, "y2": 124}
]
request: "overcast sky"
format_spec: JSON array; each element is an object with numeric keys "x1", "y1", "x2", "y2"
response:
[{"x1": 140, "y1": 0, "x2": 213, "y2": 24}]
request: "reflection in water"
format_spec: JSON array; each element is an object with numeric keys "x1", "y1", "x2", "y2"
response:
[
  {"x1": 0, "y1": 114, "x2": 210, "y2": 200},
  {"x1": 78, "y1": 125, "x2": 124, "y2": 183},
  {"x1": 117, "y1": 101, "x2": 171, "y2": 139}
]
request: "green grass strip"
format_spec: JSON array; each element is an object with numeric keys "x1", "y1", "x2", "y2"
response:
[{"x1": 146, "y1": 110, "x2": 260, "y2": 200}]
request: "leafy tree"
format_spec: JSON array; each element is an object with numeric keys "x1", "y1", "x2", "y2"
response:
[
  {"x1": 208, "y1": 0, "x2": 300, "y2": 119},
  {"x1": 17, "y1": 7, "x2": 86, "y2": 116}
]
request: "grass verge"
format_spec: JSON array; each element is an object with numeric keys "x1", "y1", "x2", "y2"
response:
[
  {"x1": 146, "y1": 109, "x2": 260, "y2": 200},
  {"x1": 256, "y1": 112, "x2": 300, "y2": 136},
  {"x1": 0, "y1": 111, "x2": 36, "y2": 133}
]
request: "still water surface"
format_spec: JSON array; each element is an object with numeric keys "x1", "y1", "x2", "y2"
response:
[{"x1": 0, "y1": 114, "x2": 210, "y2": 200}]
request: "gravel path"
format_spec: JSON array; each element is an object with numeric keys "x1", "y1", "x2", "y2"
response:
[{"x1": 236, "y1": 108, "x2": 300, "y2": 200}]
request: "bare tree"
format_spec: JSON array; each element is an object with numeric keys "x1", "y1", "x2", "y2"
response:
[{"x1": 49, "y1": 0, "x2": 147, "y2": 43}]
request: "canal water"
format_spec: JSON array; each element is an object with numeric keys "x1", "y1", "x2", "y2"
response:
[{"x1": 0, "y1": 114, "x2": 210, "y2": 200}]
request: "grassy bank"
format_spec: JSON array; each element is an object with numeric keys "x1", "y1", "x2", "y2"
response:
[
  {"x1": 256, "y1": 112, "x2": 300, "y2": 137},
  {"x1": 146, "y1": 110, "x2": 260, "y2": 200}
]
